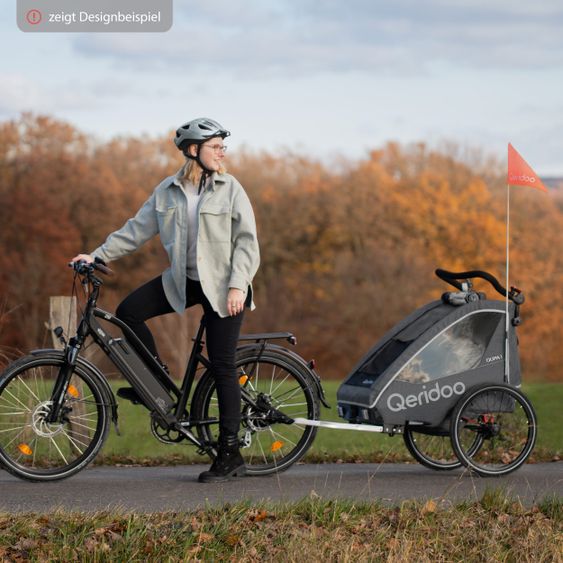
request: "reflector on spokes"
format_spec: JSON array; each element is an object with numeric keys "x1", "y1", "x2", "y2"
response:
[
  {"x1": 271, "y1": 440, "x2": 284, "y2": 452},
  {"x1": 67, "y1": 384, "x2": 80, "y2": 398},
  {"x1": 18, "y1": 444, "x2": 33, "y2": 456}
]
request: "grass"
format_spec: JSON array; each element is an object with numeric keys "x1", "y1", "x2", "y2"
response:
[
  {"x1": 0, "y1": 493, "x2": 561, "y2": 561},
  {"x1": 97, "y1": 381, "x2": 562, "y2": 465}
]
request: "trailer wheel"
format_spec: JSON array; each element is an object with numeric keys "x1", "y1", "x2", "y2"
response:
[
  {"x1": 450, "y1": 384, "x2": 537, "y2": 477},
  {"x1": 404, "y1": 424, "x2": 481, "y2": 471}
]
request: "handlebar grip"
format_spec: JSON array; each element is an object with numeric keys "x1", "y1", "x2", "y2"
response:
[{"x1": 93, "y1": 257, "x2": 114, "y2": 276}]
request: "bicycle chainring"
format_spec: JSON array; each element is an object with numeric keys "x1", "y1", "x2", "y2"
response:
[{"x1": 150, "y1": 416, "x2": 184, "y2": 444}]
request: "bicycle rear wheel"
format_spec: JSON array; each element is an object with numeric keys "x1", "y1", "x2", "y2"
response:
[
  {"x1": 0, "y1": 354, "x2": 111, "y2": 481},
  {"x1": 192, "y1": 347, "x2": 320, "y2": 475},
  {"x1": 450, "y1": 384, "x2": 537, "y2": 477}
]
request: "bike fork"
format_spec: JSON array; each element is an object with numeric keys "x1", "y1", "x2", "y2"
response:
[{"x1": 46, "y1": 341, "x2": 80, "y2": 423}]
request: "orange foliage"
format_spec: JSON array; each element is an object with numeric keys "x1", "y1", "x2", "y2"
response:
[{"x1": 0, "y1": 114, "x2": 561, "y2": 380}]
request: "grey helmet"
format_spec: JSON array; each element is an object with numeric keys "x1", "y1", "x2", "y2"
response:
[
  {"x1": 174, "y1": 118, "x2": 231, "y2": 192},
  {"x1": 174, "y1": 117, "x2": 230, "y2": 153}
]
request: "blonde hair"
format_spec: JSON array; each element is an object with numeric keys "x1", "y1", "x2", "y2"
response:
[{"x1": 181, "y1": 147, "x2": 227, "y2": 186}]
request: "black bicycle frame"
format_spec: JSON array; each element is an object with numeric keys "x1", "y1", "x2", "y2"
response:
[
  {"x1": 48, "y1": 271, "x2": 300, "y2": 449},
  {"x1": 89, "y1": 308, "x2": 185, "y2": 421},
  {"x1": 47, "y1": 279, "x2": 205, "y2": 438}
]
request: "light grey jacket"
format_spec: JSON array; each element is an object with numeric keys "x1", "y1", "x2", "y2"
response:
[{"x1": 90, "y1": 171, "x2": 260, "y2": 317}]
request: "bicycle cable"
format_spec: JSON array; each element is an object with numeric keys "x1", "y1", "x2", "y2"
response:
[
  {"x1": 62, "y1": 268, "x2": 90, "y2": 346},
  {"x1": 71, "y1": 269, "x2": 98, "y2": 354},
  {"x1": 64, "y1": 269, "x2": 80, "y2": 343}
]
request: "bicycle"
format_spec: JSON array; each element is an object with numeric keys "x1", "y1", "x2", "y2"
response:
[{"x1": 0, "y1": 259, "x2": 328, "y2": 481}]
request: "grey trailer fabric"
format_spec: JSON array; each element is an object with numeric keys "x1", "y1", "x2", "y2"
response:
[{"x1": 337, "y1": 299, "x2": 520, "y2": 427}]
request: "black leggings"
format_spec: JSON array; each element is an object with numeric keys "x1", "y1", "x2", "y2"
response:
[{"x1": 115, "y1": 276, "x2": 244, "y2": 435}]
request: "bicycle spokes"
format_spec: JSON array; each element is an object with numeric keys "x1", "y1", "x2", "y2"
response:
[
  {"x1": 0, "y1": 357, "x2": 109, "y2": 480},
  {"x1": 451, "y1": 385, "x2": 537, "y2": 476},
  {"x1": 192, "y1": 351, "x2": 319, "y2": 475}
]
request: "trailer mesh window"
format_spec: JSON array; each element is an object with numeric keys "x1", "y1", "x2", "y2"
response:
[
  {"x1": 396, "y1": 311, "x2": 503, "y2": 383},
  {"x1": 344, "y1": 304, "x2": 452, "y2": 387}
]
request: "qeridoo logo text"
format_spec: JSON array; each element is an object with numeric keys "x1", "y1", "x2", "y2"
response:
[
  {"x1": 509, "y1": 174, "x2": 536, "y2": 184},
  {"x1": 386, "y1": 381, "x2": 466, "y2": 412}
]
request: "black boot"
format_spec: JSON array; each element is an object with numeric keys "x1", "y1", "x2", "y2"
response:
[{"x1": 198, "y1": 434, "x2": 246, "y2": 483}]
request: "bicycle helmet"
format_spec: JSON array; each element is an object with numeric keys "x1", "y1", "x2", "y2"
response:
[
  {"x1": 174, "y1": 118, "x2": 230, "y2": 153},
  {"x1": 174, "y1": 118, "x2": 231, "y2": 192}
]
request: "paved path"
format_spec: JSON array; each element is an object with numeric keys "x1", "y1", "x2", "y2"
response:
[{"x1": 1, "y1": 463, "x2": 561, "y2": 513}]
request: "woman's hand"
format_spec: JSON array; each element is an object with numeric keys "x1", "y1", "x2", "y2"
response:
[
  {"x1": 71, "y1": 253, "x2": 94, "y2": 264},
  {"x1": 227, "y1": 288, "x2": 245, "y2": 316}
]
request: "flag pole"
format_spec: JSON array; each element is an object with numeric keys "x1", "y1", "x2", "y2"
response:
[
  {"x1": 504, "y1": 181, "x2": 510, "y2": 383},
  {"x1": 504, "y1": 143, "x2": 548, "y2": 384}
]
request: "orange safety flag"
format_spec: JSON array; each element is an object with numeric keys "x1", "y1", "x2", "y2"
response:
[{"x1": 507, "y1": 143, "x2": 548, "y2": 192}]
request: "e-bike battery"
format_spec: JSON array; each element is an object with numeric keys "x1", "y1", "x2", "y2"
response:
[{"x1": 107, "y1": 337, "x2": 176, "y2": 423}]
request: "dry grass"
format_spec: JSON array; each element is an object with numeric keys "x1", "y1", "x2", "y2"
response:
[{"x1": 0, "y1": 491, "x2": 561, "y2": 561}]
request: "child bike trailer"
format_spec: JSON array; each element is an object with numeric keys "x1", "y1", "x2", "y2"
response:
[{"x1": 335, "y1": 269, "x2": 537, "y2": 476}]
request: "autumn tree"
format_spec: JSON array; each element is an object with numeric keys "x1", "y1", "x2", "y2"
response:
[{"x1": 0, "y1": 114, "x2": 560, "y2": 380}]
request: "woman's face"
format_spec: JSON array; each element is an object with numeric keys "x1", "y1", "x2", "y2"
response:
[{"x1": 190, "y1": 136, "x2": 226, "y2": 172}]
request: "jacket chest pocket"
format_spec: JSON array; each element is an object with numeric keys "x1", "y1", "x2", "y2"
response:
[
  {"x1": 156, "y1": 206, "x2": 177, "y2": 243},
  {"x1": 199, "y1": 204, "x2": 231, "y2": 242}
]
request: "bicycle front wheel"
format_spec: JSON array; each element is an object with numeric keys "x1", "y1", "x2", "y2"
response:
[
  {"x1": 0, "y1": 354, "x2": 111, "y2": 481},
  {"x1": 192, "y1": 347, "x2": 320, "y2": 475}
]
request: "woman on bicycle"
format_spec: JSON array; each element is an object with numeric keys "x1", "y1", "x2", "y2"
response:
[{"x1": 72, "y1": 117, "x2": 260, "y2": 483}]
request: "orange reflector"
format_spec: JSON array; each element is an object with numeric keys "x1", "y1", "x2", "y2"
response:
[
  {"x1": 239, "y1": 375, "x2": 249, "y2": 385},
  {"x1": 271, "y1": 440, "x2": 284, "y2": 452},
  {"x1": 67, "y1": 384, "x2": 80, "y2": 398},
  {"x1": 18, "y1": 443, "x2": 33, "y2": 456}
]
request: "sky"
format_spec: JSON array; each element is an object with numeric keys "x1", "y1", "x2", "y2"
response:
[{"x1": 2, "y1": 0, "x2": 562, "y2": 175}]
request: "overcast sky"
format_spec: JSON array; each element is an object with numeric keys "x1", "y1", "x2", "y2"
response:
[{"x1": 2, "y1": 0, "x2": 562, "y2": 174}]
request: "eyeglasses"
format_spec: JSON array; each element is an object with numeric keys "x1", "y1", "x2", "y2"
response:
[{"x1": 202, "y1": 143, "x2": 228, "y2": 153}]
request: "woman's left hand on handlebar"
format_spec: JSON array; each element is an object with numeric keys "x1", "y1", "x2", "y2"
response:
[{"x1": 71, "y1": 253, "x2": 94, "y2": 264}]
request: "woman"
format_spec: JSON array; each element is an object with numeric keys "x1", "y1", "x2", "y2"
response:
[{"x1": 72, "y1": 118, "x2": 260, "y2": 482}]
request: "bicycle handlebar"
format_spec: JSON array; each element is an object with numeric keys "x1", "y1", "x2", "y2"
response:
[
  {"x1": 69, "y1": 257, "x2": 114, "y2": 277},
  {"x1": 435, "y1": 268, "x2": 525, "y2": 304}
]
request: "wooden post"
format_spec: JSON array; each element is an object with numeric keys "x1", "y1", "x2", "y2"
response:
[
  {"x1": 49, "y1": 296, "x2": 87, "y2": 455},
  {"x1": 49, "y1": 296, "x2": 78, "y2": 349}
]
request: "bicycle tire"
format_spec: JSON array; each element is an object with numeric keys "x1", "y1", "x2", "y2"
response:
[
  {"x1": 0, "y1": 353, "x2": 111, "y2": 481},
  {"x1": 450, "y1": 383, "x2": 537, "y2": 477},
  {"x1": 403, "y1": 424, "x2": 482, "y2": 471},
  {"x1": 191, "y1": 346, "x2": 320, "y2": 475}
]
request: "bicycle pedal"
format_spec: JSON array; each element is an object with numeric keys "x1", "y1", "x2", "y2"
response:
[
  {"x1": 117, "y1": 387, "x2": 142, "y2": 405},
  {"x1": 242, "y1": 430, "x2": 252, "y2": 448}
]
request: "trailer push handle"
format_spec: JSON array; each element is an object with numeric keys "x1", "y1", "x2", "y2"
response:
[{"x1": 435, "y1": 269, "x2": 525, "y2": 305}]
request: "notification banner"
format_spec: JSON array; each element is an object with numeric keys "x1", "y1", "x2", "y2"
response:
[{"x1": 17, "y1": 0, "x2": 173, "y2": 32}]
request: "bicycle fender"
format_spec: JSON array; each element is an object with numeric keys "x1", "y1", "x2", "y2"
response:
[
  {"x1": 236, "y1": 343, "x2": 330, "y2": 409},
  {"x1": 260, "y1": 343, "x2": 330, "y2": 408},
  {"x1": 29, "y1": 348, "x2": 121, "y2": 435},
  {"x1": 269, "y1": 344, "x2": 330, "y2": 409}
]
